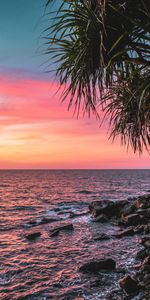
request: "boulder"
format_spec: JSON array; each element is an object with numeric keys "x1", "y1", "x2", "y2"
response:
[
  {"x1": 89, "y1": 200, "x2": 129, "y2": 219},
  {"x1": 119, "y1": 275, "x2": 139, "y2": 294},
  {"x1": 79, "y1": 258, "x2": 116, "y2": 272},
  {"x1": 25, "y1": 232, "x2": 41, "y2": 241}
]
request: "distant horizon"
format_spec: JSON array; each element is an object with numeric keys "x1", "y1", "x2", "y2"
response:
[{"x1": 0, "y1": 168, "x2": 150, "y2": 171}]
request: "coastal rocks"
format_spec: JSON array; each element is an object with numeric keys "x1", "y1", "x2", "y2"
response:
[
  {"x1": 79, "y1": 258, "x2": 116, "y2": 273},
  {"x1": 25, "y1": 232, "x2": 41, "y2": 241},
  {"x1": 119, "y1": 275, "x2": 139, "y2": 294},
  {"x1": 88, "y1": 194, "x2": 150, "y2": 299}
]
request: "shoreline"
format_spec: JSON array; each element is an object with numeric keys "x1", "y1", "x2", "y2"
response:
[{"x1": 87, "y1": 194, "x2": 150, "y2": 299}]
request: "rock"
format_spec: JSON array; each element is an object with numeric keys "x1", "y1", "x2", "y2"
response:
[
  {"x1": 120, "y1": 202, "x2": 135, "y2": 217},
  {"x1": 119, "y1": 275, "x2": 139, "y2": 294},
  {"x1": 40, "y1": 217, "x2": 61, "y2": 225},
  {"x1": 136, "y1": 249, "x2": 148, "y2": 260},
  {"x1": 93, "y1": 233, "x2": 111, "y2": 241},
  {"x1": 144, "y1": 225, "x2": 150, "y2": 235},
  {"x1": 93, "y1": 214, "x2": 108, "y2": 222},
  {"x1": 134, "y1": 195, "x2": 150, "y2": 209},
  {"x1": 121, "y1": 213, "x2": 142, "y2": 226},
  {"x1": 79, "y1": 258, "x2": 116, "y2": 272},
  {"x1": 25, "y1": 232, "x2": 41, "y2": 241},
  {"x1": 139, "y1": 256, "x2": 150, "y2": 272},
  {"x1": 89, "y1": 199, "x2": 130, "y2": 220},
  {"x1": 50, "y1": 223, "x2": 74, "y2": 234},
  {"x1": 140, "y1": 236, "x2": 150, "y2": 248},
  {"x1": 134, "y1": 225, "x2": 144, "y2": 234},
  {"x1": 50, "y1": 230, "x2": 60, "y2": 237},
  {"x1": 114, "y1": 227, "x2": 135, "y2": 238}
]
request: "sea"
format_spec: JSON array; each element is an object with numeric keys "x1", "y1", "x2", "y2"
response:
[{"x1": 0, "y1": 169, "x2": 150, "y2": 300}]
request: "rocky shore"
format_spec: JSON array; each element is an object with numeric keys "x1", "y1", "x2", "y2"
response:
[
  {"x1": 85, "y1": 194, "x2": 150, "y2": 299},
  {"x1": 23, "y1": 193, "x2": 150, "y2": 299}
]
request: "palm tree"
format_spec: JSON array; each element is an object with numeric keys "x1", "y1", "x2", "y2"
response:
[{"x1": 45, "y1": 0, "x2": 150, "y2": 153}]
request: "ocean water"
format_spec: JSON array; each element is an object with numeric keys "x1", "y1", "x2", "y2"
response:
[{"x1": 0, "y1": 169, "x2": 150, "y2": 300}]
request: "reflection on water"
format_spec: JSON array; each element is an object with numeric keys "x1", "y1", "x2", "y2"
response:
[{"x1": 0, "y1": 169, "x2": 149, "y2": 299}]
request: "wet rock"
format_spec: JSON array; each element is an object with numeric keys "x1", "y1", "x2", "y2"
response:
[
  {"x1": 119, "y1": 275, "x2": 139, "y2": 294},
  {"x1": 121, "y1": 213, "x2": 142, "y2": 226},
  {"x1": 144, "y1": 224, "x2": 150, "y2": 235},
  {"x1": 136, "y1": 249, "x2": 148, "y2": 260},
  {"x1": 134, "y1": 225, "x2": 144, "y2": 234},
  {"x1": 140, "y1": 236, "x2": 150, "y2": 248},
  {"x1": 79, "y1": 258, "x2": 116, "y2": 272},
  {"x1": 50, "y1": 223, "x2": 74, "y2": 234},
  {"x1": 134, "y1": 194, "x2": 150, "y2": 209},
  {"x1": 114, "y1": 227, "x2": 135, "y2": 238},
  {"x1": 139, "y1": 256, "x2": 150, "y2": 272},
  {"x1": 120, "y1": 202, "x2": 135, "y2": 217},
  {"x1": 93, "y1": 233, "x2": 111, "y2": 241},
  {"x1": 93, "y1": 214, "x2": 108, "y2": 222},
  {"x1": 40, "y1": 217, "x2": 60, "y2": 225},
  {"x1": 25, "y1": 232, "x2": 41, "y2": 241},
  {"x1": 50, "y1": 230, "x2": 60, "y2": 237},
  {"x1": 89, "y1": 200, "x2": 130, "y2": 220}
]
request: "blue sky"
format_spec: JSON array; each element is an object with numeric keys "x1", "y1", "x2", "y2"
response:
[{"x1": 0, "y1": 0, "x2": 61, "y2": 75}]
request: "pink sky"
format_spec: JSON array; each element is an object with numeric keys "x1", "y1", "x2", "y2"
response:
[{"x1": 0, "y1": 71, "x2": 149, "y2": 169}]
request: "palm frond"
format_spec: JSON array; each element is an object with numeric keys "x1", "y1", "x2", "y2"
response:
[{"x1": 44, "y1": 0, "x2": 150, "y2": 153}]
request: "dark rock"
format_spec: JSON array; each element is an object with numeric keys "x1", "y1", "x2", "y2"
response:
[
  {"x1": 40, "y1": 217, "x2": 60, "y2": 225},
  {"x1": 78, "y1": 190, "x2": 92, "y2": 194},
  {"x1": 89, "y1": 199, "x2": 130, "y2": 219},
  {"x1": 114, "y1": 227, "x2": 135, "y2": 238},
  {"x1": 144, "y1": 225, "x2": 150, "y2": 235},
  {"x1": 93, "y1": 214, "x2": 108, "y2": 223},
  {"x1": 134, "y1": 195, "x2": 150, "y2": 209},
  {"x1": 121, "y1": 213, "x2": 142, "y2": 226},
  {"x1": 93, "y1": 233, "x2": 111, "y2": 241},
  {"x1": 50, "y1": 230, "x2": 60, "y2": 237},
  {"x1": 134, "y1": 225, "x2": 144, "y2": 234},
  {"x1": 119, "y1": 275, "x2": 139, "y2": 294},
  {"x1": 139, "y1": 256, "x2": 150, "y2": 272},
  {"x1": 50, "y1": 223, "x2": 74, "y2": 234},
  {"x1": 79, "y1": 258, "x2": 116, "y2": 272},
  {"x1": 25, "y1": 232, "x2": 41, "y2": 241},
  {"x1": 120, "y1": 202, "x2": 135, "y2": 217},
  {"x1": 136, "y1": 249, "x2": 148, "y2": 260},
  {"x1": 140, "y1": 236, "x2": 150, "y2": 248}
]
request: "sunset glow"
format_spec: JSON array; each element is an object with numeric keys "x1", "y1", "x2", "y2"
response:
[{"x1": 0, "y1": 71, "x2": 149, "y2": 169}]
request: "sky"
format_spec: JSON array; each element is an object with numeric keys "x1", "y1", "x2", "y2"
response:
[{"x1": 0, "y1": 0, "x2": 149, "y2": 169}]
